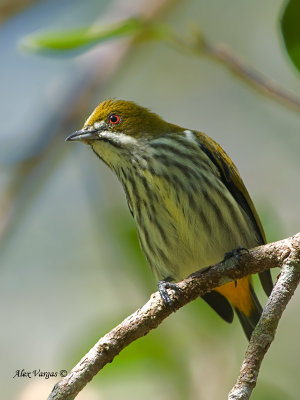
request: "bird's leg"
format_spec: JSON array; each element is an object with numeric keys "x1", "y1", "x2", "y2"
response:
[
  {"x1": 223, "y1": 246, "x2": 249, "y2": 262},
  {"x1": 158, "y1": 277, "x2": 182, "y2": 312},
  {"x1": 223, "y1": 246, "x2": 249, "y2": 287}
]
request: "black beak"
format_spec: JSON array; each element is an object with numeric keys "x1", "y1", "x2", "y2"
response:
[{"x1": 65, "y1": 128, "x2": 99, "y2": 142}]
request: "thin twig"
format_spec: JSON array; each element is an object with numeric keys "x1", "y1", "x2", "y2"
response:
[
  {"x1": 228, "y1": 258, "x2": 300, "y2": 400},
  {"x1": 0, "y1": 0, "x2": 40, "y2": 24},
  {"x1": 194, "y1": 33, "x2": 300, "y2": 112},
  {"x1": 48, "y1": 233, "x2": 300, "y2": 400},
  {"x1": 166, "y1": 28, "x2": 300, "y2": 112}
]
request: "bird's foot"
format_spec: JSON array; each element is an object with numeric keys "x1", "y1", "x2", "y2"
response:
[
  {"x1": 223, "y1": 246, "x2": 249, "y2": 262},
  {"x1": 158, "y1": 277, "x2": 182, "y2": 312}
]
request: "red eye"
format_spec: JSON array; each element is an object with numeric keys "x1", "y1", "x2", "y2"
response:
[{"x1": 108, "y1": 114, "x2": 121, "y2": 125}]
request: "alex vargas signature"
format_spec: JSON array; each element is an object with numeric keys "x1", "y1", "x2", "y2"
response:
[{"x1": 13, "y1": 369, "x2": 67, "y2": 379}]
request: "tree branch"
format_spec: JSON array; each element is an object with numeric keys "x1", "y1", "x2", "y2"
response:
[
  {"x1": 48, "y1": 233, "x2": 300, "y2": 400},
  {"x1": 193, "y1": 32, "x2": 300, "y2": 112},
  {"x1": 169, "y1": 28, "x2": 300, "y2": 113},
  {"x1": 228, "y1": 257, "x2": 300, "y2": 399}
]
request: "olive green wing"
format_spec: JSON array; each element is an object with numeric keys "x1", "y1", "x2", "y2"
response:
[{"x1": 194, "y1": 131, "x2": 273, "y2": 296}]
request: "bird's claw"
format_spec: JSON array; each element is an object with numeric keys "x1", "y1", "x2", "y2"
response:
[
  {"x1": 158, "y1": 277, "x2": 181, "y2": 312},
  {"x1": 223, "y1": 246, "x2": 249, "y2": 262}
]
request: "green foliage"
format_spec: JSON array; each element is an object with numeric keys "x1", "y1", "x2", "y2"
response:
[
  {"x1": 281, "y1": 0, "x2": 300, "y2": 72},
  {"x1": 20, "y1": 18, "x2": 143, "y2": 52},
  {"x1": 20, "y1": 18, "x2": 169, "y2": 55}
]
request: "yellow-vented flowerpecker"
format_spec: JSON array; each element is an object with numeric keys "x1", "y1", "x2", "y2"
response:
[{"x1": 66, "y1": 99, "x2": 272, "y2": 340}]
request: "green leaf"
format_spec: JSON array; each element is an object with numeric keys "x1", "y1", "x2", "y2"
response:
[
  {"x1": 280, "y1": 0, "x2": 300, "y2": 72},
  {"x1": 21, "y1": 18, "x2": 146, "y2": 53}
]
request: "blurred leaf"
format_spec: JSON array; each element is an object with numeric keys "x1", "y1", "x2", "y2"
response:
[
  {"x1": 20, "y1": 18, "x2": 169, "y2": 54},
  {"x1": 280, "y1": 0, "x2": 300, "y2": 72},
  {"x1": 21, "y1": 18, "x2": 143, "y2": 52}
]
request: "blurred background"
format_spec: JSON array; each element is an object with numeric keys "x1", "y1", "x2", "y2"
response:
[{"x1": 1, "y1": 0, "x2": 299, "y2": 399}]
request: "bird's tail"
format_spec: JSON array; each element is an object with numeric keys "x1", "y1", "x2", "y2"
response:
[
  {"x1": 203, "y1": 276, "x2": 263, "y2": 340},
  {"x1": 234, "y1": 284, "x2": 262, "y2": 340}
]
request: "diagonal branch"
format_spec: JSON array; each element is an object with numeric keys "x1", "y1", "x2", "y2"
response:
[
  {"x1": 48, "y1": 233, "x2": 300, "y2": 400},
  {"x1": 168, "y1": 28, "x2": 300, "y2": 113},
  {"x1": 194, "y1": 34, "x2": 300, "y2": 112},
  {"x1": 228, "y1": 258, "x2": 300, "y2": 400}
]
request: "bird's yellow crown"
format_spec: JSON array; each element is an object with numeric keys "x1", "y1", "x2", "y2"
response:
[{"x1": 84, "y1": 99, "x2": 183, "y2": 138}]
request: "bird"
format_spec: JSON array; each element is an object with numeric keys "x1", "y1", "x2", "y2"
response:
[{"x1": 66, "y1": 98, "x2": 273, "y2": 340}]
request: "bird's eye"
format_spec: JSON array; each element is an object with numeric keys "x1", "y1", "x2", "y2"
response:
[{"x1": 108, "y1": 114, "x2": 121, "y2": 125}]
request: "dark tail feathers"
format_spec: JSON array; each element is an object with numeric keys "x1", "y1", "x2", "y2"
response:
[
  {"x1": 235, "y1": 285, "x2": 262, "y2": 340},
  {"x1": 202, "y1": 285, "x2": 263, "y2": 341}
]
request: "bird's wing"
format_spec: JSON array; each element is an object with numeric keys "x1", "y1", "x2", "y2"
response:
[{"x1": 194, "y1": 131, "x2": 273, "y2": 296}]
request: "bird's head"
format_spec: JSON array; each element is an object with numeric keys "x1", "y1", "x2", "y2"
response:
[
  {"x1": 66, "y1": 99, "x2": 183, "y2": 170},
  {"x1": 66, "y1": 98, "x2": 182, "y2": 143}
]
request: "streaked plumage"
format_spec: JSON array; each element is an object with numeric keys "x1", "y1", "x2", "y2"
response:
[{"x1": 66, "y1": 99, "x2": 273, "y2": 339}]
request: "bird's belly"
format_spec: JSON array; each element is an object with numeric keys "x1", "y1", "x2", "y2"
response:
[{"x1": 133, "y1": 178, "x2": 258, "y2": 282}]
